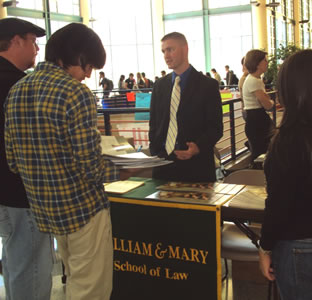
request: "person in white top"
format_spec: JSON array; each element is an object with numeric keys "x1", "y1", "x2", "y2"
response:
[{"x1": 242, "y1": 49, "x2": 275, "y2": 160}]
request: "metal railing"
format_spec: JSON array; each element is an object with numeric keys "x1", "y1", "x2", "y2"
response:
[{"x1": 95, "y1": 88, "x2": 278, "y2": 164}]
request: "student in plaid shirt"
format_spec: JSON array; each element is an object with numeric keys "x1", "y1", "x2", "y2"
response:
[{"x1": 4, "y1": 23, "x2": 131, "y2": 300}]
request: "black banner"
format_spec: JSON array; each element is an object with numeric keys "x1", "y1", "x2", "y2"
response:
[{"x1": 110, "y1": 200, "x2": 219, "y2": 300}]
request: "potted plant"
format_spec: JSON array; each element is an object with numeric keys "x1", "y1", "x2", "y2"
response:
[{"x1": 264, "y1": 43, "x2": 302, "y2": 87}]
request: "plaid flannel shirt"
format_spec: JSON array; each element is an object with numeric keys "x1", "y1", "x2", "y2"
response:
[{"x1": 4, "y1": 61, "x2": 119, "y2": 235}]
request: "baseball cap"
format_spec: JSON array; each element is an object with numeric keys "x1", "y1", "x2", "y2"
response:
[{"x1": 0, "y1": 18, "x2": 45, "y2": 39}]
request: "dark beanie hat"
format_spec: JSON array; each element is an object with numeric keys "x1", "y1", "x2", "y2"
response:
[{"x1": 0, "y1": 17, "x2": 45, "y2": 39}]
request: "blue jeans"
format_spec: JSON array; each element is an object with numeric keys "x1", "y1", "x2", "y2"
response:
[
  {"x1": 0, "y1": 205, "x2": 54, "y2": 300},
  {"x1": 272, "y1": 239, "x2": 312, "y2": 300}
]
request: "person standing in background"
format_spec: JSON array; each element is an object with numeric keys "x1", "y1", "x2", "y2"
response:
[
  {"x1": 211, "y1": 68, "x2": 221, "y2": 84},
  {"x1": 242, "y1": 49, "x2": 274, "y2": 161},
  {"x1": 118, "y1": 74, "x2": 126, "y2": 88},
  {"x1": 149, "y1": 32, "x2": 223, "y2": 182},
  {"x1": 142, "y1": 72, "x2": 153, "y2": 88},
  {"x1": 239, "y1": 56, "x2": 249, "y2": 120},
  {"x1": 224, "y1": 65, "x2": 234, "y2": 86},
  {"x1": 118, "y1": 74, "x2": 126, "y2": 95},
  {"x1": 99, "y1": 71, "x2": 112, "y2": 98},
  {"x1": 136, "y1": 72, "x2": 145, "y2": 89},
  {"x1": 0, "y1": 18, "x2": 53, "y2": 300},
  {"x1": 125, "y1": 72, "x2": 135, "y2": 89}
]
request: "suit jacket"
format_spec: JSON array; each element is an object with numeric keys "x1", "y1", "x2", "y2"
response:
[
  {"x1": 226, "y1": 70, "x2": 233, "y2": 86},
  {"x1": 149, "y1": 66, "x2": 223, "y2": 182},
  {"x1": 0, "y1": 56, "x2": 29, "y2": 208}
]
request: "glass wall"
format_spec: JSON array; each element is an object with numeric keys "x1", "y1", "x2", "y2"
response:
[
  {"x1": 16, "y1": 0, "x2": 43, "y2": 10},
  {"x1": 276, "y1": 18, "x2": 287, "y2": 47},
  {"x1": 164, "y1": 17, "x2": 206, "y2": 73},
  {"x1": 49, "y1": 0, "x2": 80, "y2": 15},
  {"x1": 267, "y1": 0, "x2": 296, "y2": 55},
  {"x1": 90, "y1": 0, "x2": 154, "y2": 90},
  {"x1": 163, "y1": 1, "x2": 253, "y2": 80},
  {"x1": 9, "y1": 0, "x2": 310, "y2": 91},
  {"x1": 267, "y1": 13, "x2": 276, "y2": 55},
  {"x1": 163, "y1": 0, "x2": 202, "y2": 14},
  {"x1": 300, "y1": 0, "x2": 311, "y2": 48},
  {"x1": 209, "y1": 12, "x2": 252, "y2": 80},
  {"x1": 208, "y1": 0, "x2": 250, "y2": 9}
]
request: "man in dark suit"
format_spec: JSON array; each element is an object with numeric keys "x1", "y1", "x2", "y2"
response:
[
  {"x1": 225, "y1": 65, "x2": 234, "y2": 86},
  {"x1": 149, "y1": 32, "x2": 223, "y2": 182}
]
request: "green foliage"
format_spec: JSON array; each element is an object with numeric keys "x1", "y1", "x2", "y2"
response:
[{"x1": 265, "y1": 44, "x2": 302, "y2": 87}]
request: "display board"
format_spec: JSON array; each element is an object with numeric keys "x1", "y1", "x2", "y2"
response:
[{"x1": 110, "y1": 197, "x2": 223, "y2": 300}]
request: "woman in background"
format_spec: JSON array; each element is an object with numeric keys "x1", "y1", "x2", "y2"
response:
[
  {"x1": 259, "y1": 49, "x2": 312, "y2": 300},
  {"x1": 239, "y1": 56, "x2": 249, "y2": 120},
  {"x1": 243, "y1": 50, "x2": 274, "y2": 160},
  {"x1": 118, "y1": 74, "x2": 126, "y2": 89},
  {"x1": 136, "y1": 72, "x2": 145, "y2": 89},
  {"x1": 118, "y1": 74, "x2": 126, "y2": 95}
]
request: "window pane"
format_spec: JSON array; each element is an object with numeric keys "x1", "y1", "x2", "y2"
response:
[
  {"x1": 163, "y1": 0, "x2": 202, "y2": 14},
  {"x1": 89, "y1": 0, "x2": 154, "y2": 90},
  {"x1": 16, "y1": 0, "x2": 43, "y2": 10},
  {"x1": 49, "y1": 0, "x2": 80, "y2": 16},
  {"x1": 208, "y1": 0, "x2": 250, "y2": 9},
  {"x1": 286, "y1": 0, "x2": 294, "y2": 18},
  {"x1": 209, "y1": 12, "x2": 252, "y2": 80},
  {"x1": 164, "y1": 17, "x2": 205, "y2": 72},
  {"x1": 287, "y1": 22, "x2": 294, "y2": 43},
  {"x1": 276, "y1": 19, "x2": 286, "y2": 47},
  {"x1": 50, "y1": 20, "x2": 72, "y2": 34}
]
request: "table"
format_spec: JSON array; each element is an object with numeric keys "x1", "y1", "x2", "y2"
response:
[
  {"x1": 108, "y1": 178, "x2": 239, "y2": 300},
  {"x1": 108, "y1": 179, "x2": 266, "y2": 300},
  {"x1": 222, "y1": 185, "x2": 266, "y2": 223},
  {"x1": 222, "y1": 185, "x2": 266, "y2": 247}
]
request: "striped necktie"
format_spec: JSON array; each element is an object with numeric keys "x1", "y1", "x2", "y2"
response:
[{"x1": 165, "y1": 76, "x2": 181, "y2": 155}]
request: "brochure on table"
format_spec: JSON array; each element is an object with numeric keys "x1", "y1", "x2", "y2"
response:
[{"x1": 101, "y1": 136, "x2": 173, "y2": 169}]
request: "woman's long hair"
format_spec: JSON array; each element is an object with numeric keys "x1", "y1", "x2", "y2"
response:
[{"x1": 269, "y1": 49, "x2": 312, "y2": 169}]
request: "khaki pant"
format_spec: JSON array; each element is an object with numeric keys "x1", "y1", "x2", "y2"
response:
[{"x1": 55, "y1": 209, "x2": 113, "y2": 300}]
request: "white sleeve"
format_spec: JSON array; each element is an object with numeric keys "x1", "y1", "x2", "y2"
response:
[{"x1": 248, "y1": 77, "x2": 264, "y2": 93}]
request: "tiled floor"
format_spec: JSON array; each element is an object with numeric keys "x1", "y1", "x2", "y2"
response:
[{"x1": 0, "y1": 259, "x2": 271, "y2": 300}]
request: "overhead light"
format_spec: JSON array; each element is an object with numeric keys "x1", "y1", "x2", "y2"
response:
[
  {"x1": 266, "y1": 2, "x2": 280, "y2": 8},
  {"x1": 250, "y1": 1, "x2": 260, "y2": 6},
  {"x1": 2, "y1": 0, "x2": 19, "y2": 7},
  {"x1": 299, "y1": 19, "x2": 309, "y2": 24}
]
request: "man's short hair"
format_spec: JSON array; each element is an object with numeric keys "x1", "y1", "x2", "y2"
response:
[
  {"x1": 161, "y1": 32, "x2": 187, "y2": 45},
  {"x1": 211, "y1": 68, "x2": 216, "y2": 73},
  {"x1": 244, "y1": 49, "x2": 267, "y2": 73},
  {"x1": 0, "y1": 39, "x2": 11, "y2": 52},
  {"x1": 45, "y1": 23, "x2": 105, "y2": 71},
  {"x1": 225, "y1": 65, "x2": 229, "y2": 69}
]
